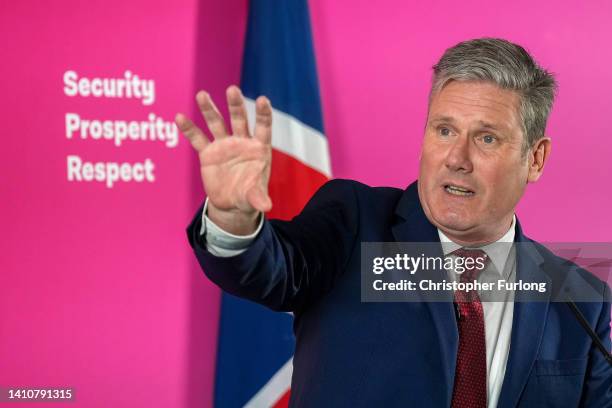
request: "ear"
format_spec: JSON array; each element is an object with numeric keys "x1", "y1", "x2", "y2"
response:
[{"x1": 527, "y1": 137, "x2": 552, "y2": 183}]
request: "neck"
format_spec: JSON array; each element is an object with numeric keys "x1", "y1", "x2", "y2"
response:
[{"x1": 439, "y1": 216, "x2": 515, "y2": 247}]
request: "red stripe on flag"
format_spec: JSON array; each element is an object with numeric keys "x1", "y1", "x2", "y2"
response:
[
  {"x1": 267, "y1": 149, "x2": 329, "y2": 221},
  {"x1": 272, "y1": 389, "x2": 291, "y2": 408}
]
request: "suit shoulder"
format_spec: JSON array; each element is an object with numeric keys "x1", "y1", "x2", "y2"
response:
[
  {"x1": 299, "y1": 179, "x2": 404, "y2": 232},
  {"x1": 528, "y1": 239, "x2": 611, "y2": 303},
  {"x1": 320, "y1": 178, "x2": 403, "y2": 198},
  {"x1": 310, "y1": 178, "x2": 403, "y2": 206}
]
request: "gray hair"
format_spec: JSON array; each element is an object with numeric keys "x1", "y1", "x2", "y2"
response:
[{"x1": 430, "y1": 38, "x2": 557, "y2": 153}]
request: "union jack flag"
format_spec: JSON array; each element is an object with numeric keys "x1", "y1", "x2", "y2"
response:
[{"x1": 213, "y1": 1, "x2": 331, "y2": 406}]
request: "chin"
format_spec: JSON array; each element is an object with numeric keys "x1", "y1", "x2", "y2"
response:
[
  {"x1": 437, "y1": 218, "x2": 474, "y2": 234},
  {"x1": 430, "y1": 207, "x2": 475, "y2": 233}
]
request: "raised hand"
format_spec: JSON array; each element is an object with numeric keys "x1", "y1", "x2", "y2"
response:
[{"x1": 175, "y1": 86, "x2": 273, "y2": 235}]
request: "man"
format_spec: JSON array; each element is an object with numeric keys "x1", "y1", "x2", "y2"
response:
[{"x1": 176, "y1": 38, "x2": 612, "y2": 407}]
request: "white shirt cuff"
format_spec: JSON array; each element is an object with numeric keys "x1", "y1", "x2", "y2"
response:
[{"x1": 200, "y1": 198, "x2": 263, "y2": 257}]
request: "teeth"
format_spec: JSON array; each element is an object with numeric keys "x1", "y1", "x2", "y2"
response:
[{"x1": 445, "y1": 185, "x2": 473, "y2": 196}]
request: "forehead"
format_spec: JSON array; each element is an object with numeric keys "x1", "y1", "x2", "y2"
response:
[{"x1": 428, "y1": 80, "x2": 522, "y2": 133}]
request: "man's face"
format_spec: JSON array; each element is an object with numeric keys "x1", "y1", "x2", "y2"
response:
[{"x1": 418, "y1": 80, "x2": 537, "y2": 244}]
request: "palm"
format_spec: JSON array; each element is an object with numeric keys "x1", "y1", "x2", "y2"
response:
[
  {"x1": 175, "y1": 86, "x2": 274, "y2": 216},
  {"x1": 200, "y1": 137, "x2": 271, "y2": 213}
]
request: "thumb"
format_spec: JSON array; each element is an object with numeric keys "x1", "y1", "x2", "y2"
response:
[{"x1": 246, "y1": 186, "x2": 272, "y2": 213}]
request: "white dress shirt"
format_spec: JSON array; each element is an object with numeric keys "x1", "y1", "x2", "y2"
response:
[
  {"x1": 438, "y1": 217, "x2": 516, "y2": 408},
  {"x1": 200, "y1": 198, "x2": 517, "y2": 408}
]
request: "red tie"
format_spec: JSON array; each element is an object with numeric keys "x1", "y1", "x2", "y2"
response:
[{"x1": 450, "y1": 248, "x2": 490, "y2": 408}]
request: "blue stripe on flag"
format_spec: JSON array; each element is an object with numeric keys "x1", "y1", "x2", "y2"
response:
[
  {"x1": 241, "y1": 0, "x2": 325, "y2": 133},
  {"x1": 214, "y1": 295, "x2": 294, "y2": 407}
]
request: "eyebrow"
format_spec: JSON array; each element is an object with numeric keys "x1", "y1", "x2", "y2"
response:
[{"x1": 429, "y1": 116, "x2": 502, "y2": 131}]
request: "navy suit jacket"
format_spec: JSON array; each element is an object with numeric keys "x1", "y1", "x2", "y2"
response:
[{"x1": 187, "y1": 179, "x2": 612, "y2": 407}]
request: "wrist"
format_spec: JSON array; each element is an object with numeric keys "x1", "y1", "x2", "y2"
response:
[{"x1": 207, "y1": 202, "x2": 261, "y2": 236}]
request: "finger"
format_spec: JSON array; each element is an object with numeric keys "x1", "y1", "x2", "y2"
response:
[
  {"x1": 226, "y1": 85, "x2": 251, "y2": 138},
  {"x1": 196, "y1": 90, "x2": 228, "y2": 140},
  {"x1": 246, "y1": 186, "x2": 272, "y2": 212},
  {"x1": 254, "y1": 96, "x2": 272, "y2": 145},
  {"x1": 175, "y1": 113, "x2": 209, "y2": 152}
]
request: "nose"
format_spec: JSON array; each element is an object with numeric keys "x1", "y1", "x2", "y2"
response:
[{"x1": 445, "y1": 135, "x2": 473, "y2": 173}]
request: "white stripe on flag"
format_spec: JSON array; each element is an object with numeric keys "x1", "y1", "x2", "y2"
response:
[
  {"x1": 243, "y1": 357, "x2": 293, "y2": 408},
  {"x1": 245, "y1": 98, "x2": 332, "y2": 178}
]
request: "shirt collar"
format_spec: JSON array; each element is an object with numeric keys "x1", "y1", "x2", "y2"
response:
[{"x1": 437, "y1": 215, "x2": 516, "y2": 276}]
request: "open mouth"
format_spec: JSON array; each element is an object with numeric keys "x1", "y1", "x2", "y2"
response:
[{"x1": 444, "y1": 184, "x2": 475, "y2": 197}]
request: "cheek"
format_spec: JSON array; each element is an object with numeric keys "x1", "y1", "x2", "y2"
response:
[
  {"x1": 420, "y1": 145, "x2": 446, "y2": 175},
  {"x1": 485, "y1": 163, "x2": 528, "y2": 203}
]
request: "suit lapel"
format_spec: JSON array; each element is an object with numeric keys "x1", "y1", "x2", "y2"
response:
[
  {"x1": 392, "y1": 183, "x2": 555, "y2": 407},
  {"x1": 497, "y1": 223, "x2": 551, "y2": 408},
  {"x1": 392, "y1": 182, "x2": 458, "y2": 407}
]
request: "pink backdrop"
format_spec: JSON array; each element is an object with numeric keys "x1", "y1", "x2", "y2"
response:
[
  {"x1": 0, "y1": 0, "x2": 246, "y2": 406},
  {"x1": 310, "y1": 0, "x2": 612, "y2": 241},
  {"x1": 1, "y1": 0, "x2": 610, "y2": 407}
]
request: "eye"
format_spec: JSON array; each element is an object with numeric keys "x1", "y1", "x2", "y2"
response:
[
  {"x1": 439, "y1": 127, "x2": 451, "y2": 137},
  {"x1": 481, "y1": 134, "x2": 497, "y2": 144}
]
